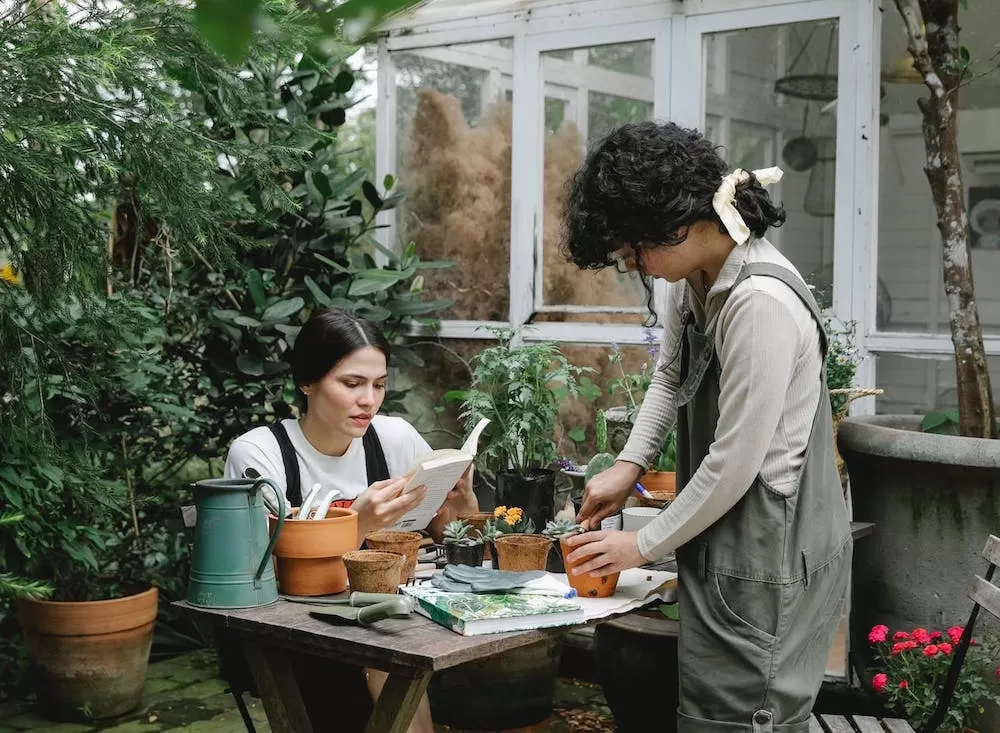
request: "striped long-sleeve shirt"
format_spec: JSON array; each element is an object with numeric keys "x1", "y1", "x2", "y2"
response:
[{"x1": 618, "y1": 238, "x2": 825, "y2": 561}]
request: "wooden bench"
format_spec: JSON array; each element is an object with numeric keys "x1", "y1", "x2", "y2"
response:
[{"x1": 810, "y1": 713, "x2": 914, "y2": 732}]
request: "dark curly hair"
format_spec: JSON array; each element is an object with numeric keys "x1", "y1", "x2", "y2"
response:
[{"x1": 561, "y1": 120, "x2": 786, "y2": 283}]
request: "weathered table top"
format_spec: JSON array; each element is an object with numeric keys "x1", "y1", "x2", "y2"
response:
[{"x1": 174, "y1": 598, "x2": 569, "y2": 676}]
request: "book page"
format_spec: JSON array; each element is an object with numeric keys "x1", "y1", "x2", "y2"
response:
[{"x1": 389, "y1": 418, "x2": 490, "y2": 532}]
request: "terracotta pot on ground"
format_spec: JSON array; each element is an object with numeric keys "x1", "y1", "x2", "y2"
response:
[
  {"x1": 364, "y1": 530, "x2": 422, "y2": 583},
  {"x1": 493, "y1": 534, "x2": 552, "y2": 571},
  {"x1": 458, "y1": 511, "x2": 493, "y2": 560},
  {"x1": 269, "y1": 508, "x2": 358, "y2": 596},
  {"x1": 17, "y1": 587, "x2": 159, "y2": 721},
  {"x1": 559, "y1": 536, "x2": 620, "y2": 598},
  {"x1": 343, "y1": 550, "x2": 405, "y2": 594}
]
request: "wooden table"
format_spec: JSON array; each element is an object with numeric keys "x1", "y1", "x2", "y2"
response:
[{"x1": 173, "y1": 598, "x2": 568, "y2": 733}]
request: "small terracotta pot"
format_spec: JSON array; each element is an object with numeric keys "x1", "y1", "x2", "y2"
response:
[
  {"x1": 343, "y1": 550, "x2": 405, "y2": 594},
  {"x1": 559, "y1": 536, "x2": 620, "y2": 598},
  {"x1": 364, "y1": 530, "x2": 423, "y2": 583},
  {"x1": 494, "y1": 534, "x2": 552, "y2": 571},
  {"x1": 269, "y1": 508, "x2": 358, "y2": 596},
  {"x1": 458, "y1": 512, "x2": 493, "y2": 560},
  {"x1": 638, "y1": 471, "x2": 676, "y2": 508}
]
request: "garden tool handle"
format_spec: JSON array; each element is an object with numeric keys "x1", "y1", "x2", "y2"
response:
[
  {"x1": 254, "y1": 478, "x2": 285, "y2": 584},
  {"x1": 355, "y1": 597, "x2": 416, "y2": 625},
  {"x1": 350, "y1": 592, "x2": 405, "y2": 606}
]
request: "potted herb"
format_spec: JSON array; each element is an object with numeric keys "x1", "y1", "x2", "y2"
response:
[
  {"x1": 542, "y1": 518, "x2": 620, "y2": 598},
  {"x1": 450, "y1": 328, "x2": 589, "y2": 533},
  {"x1": 442, "y1": 519, "x2": 485, "y2": 567}
]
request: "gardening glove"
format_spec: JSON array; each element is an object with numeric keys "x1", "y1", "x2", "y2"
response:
[{"x1": 430, "y1": 565, "x2": 576, "y2": 597}]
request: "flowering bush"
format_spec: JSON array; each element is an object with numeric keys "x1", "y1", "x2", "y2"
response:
[{"x1": 868, "y1": 623, "x2": 1000, "y2": 732}]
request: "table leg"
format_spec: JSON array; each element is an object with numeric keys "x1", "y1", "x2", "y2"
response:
[
  {"x1": 243, "y1": 639, "x2": 315, "y2": 733},
  {"x1": 364, "y1": 671, "x2": 431, "y2": 733}
]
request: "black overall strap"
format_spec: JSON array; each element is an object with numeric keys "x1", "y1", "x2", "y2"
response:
[
  {"x1": 267, "y1": 423, "x2": 302, "y2": 507},
  {"x1": 362, "y1": 423, "x2": 390, "y2": 483}
]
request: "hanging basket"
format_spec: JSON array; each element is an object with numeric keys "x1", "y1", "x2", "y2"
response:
[{"x1": 773, "y1": 74, "x2": 839, "y2": 102}]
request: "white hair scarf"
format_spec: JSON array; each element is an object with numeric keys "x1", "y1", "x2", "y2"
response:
[{"x1": 712, "y1": 166, "x2": 783, "y2": 245}]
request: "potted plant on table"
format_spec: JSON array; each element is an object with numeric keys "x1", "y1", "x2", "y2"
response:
[
  {"x1": 481, "y1": 505, "x2": 536, "y2": 570},
  {"x1": 442, "y1": 519, "x2": 485, "y2": 567},
  {"x1": 542, "y1": 518, "x2": 620, "y2": 598},
  {"x1": 450, "y1": 327, "x2": 589, "y2": 533},
  {"x1": 836, "y1": 0, "x2": 1000, "y2": 647}
]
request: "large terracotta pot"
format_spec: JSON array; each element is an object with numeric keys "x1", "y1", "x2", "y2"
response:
[
  {"x1": 17, "y1": 587, "x2": 159, "y2": 721},
  {"x1": 269, "y1": 507, "x2": 358, "y2": 596}
]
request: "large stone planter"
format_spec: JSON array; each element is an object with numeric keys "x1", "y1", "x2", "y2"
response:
[{"x1": 837, "y1": 415, "x2": 1000, "y2": 652}]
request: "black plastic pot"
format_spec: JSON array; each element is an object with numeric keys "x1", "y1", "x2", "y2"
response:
[
  {"x1": 444, "y1": 542, "x2": 485, "y2": 567},
  {"x1": 496, "y1": 469, "x2": 555, "y2": 534}
]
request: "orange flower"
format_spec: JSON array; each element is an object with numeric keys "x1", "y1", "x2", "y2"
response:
[{"x1": 493, "y1": 506, "x2": 507, "y2": 518}]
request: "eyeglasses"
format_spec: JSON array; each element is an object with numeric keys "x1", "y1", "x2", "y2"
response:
[{"x1": 610, "y1": 247, "x2": 638, "y2": 274}]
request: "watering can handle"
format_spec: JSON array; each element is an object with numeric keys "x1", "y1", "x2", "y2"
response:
[{"x1": 254, "y1": 478, "x2": 285, "y2": 584}]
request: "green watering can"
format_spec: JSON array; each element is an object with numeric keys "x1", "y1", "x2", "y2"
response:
[{"x1": 186, "y1": 477, "x2": 286, "y2": 609}]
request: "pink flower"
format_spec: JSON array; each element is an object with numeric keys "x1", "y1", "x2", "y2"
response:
[
  {"x1": 873, "y1": 673, "x2": 888, "y2": 692},
  {"x1": 938, "y1": 642, "x2": 953, "y2": 655},
  {"x1": 868, "y1": 625, "x2": 889, "y2": 643},
  {"x1": 923, "y1": 644, "x2": 939, "y2": 657},
  {"x1": 929, "y1": 631, "x2": 943, "y2": 640},
  {"x1": 898, "y1": 680, "x2": 909, "y2": 689},
  {"x1": 912, "y1": 628, "x2": 931, "y2": 644},
  {"x1": 995, "y1": 667, "x2": 1000, "y2": 681},
  {"x1": 947, "y1": 626, "x2": 964, "y2": 644},
  {"x1": 893, "y1": 631, "x2": 911, "y2": 641}
]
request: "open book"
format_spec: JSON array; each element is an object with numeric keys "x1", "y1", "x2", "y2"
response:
[{"x1": 390, "y1": 417, "x2": 490, "y2": 532}]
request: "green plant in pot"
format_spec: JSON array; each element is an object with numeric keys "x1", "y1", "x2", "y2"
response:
[
  {"x1": 541, "y1": 518, "x2": 620, "y2": 598},
  {"x1": 449, "y1": 328, "x2": 589, "y2": 534},
  {"x1": 481, "y1": 507, "x2": 535, "y2": 570},
  {"x1": 442, "y1": 519, "x2": 485, "y2": 567}
]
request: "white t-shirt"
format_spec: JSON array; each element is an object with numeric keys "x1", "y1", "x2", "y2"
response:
[{"x1": 223, "y1": 415, "x2": 431, "y2": 508}]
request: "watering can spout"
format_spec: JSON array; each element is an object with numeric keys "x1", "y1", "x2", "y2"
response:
[{"x1": 186, "y1": 477, "x2": 285, "y2": 609}]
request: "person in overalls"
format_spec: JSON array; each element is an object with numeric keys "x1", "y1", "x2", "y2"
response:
[{"x1": 561, "y1": 121, "x2": 852, "y2": 733}]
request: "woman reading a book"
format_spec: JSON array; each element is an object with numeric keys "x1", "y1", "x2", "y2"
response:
[
  {"x1": 224, "y1": 307, "x2": 478, "y2": 733},
  {"x1": 560, "y1": 121, "x2": 852, "y2": 733},
  {"x1": 224, "y1": 307, "x2": 478, "y2": 543}
]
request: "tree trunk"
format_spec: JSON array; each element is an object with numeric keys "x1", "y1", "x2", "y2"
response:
[{"x1": 894, "y1": 0, "x2": 996, "y2": 438}]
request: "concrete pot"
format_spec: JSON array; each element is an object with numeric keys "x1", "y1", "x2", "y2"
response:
[{"x1": 837, "y1": 415, "x2": 1000, "y2": 649}]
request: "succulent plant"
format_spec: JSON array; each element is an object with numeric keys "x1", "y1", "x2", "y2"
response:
[
  {"x1": 542, "y1": 517, "x2": 584, "y2": 539},
  {"x1": 442, "y1": 519, "x2": 482, "y2": 546}
]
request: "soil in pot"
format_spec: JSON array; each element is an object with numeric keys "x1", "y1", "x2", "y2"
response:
[
  {"x1": 269, "y1": 507, "x2": 358, "y2": 596},
  {"x1": 493, "y1": 534, "x2": 552, "y2": 571},
  {"x1": 559, "y1": 536, "x2": 620, "y2": 598},
  {"x1": 444, "y1": 542, "x2": 485, "y2": 567},
  {"x1": 17, "y1": 587, "x2": 159, "y2": 721},
  {"x1": 639, "y1": 470, "x2": 676, "y2": 506},
  {"x1": 363, "y1": 530, "x2": 422, "y2": 584},
  {"x1": 342, "y1": 550, "x2": 405, "y2": 594}
]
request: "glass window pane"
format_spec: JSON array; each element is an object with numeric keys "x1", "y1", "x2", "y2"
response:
[
  {"x1": 703, "y1": 20, "x2": 839, "y2": 302},
  {"x1": 875, "y1": 354, "x2": 1000, "y2": 416},
  {"x1": 877, "y1": 5, "x2": 1000, "y2": 334},
  {"x1": 392, "y1": 42, "x2": 513, "y2": 321},
  {"x1": 539, "y1": 41, "x2": 655, "y2": 324}
]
